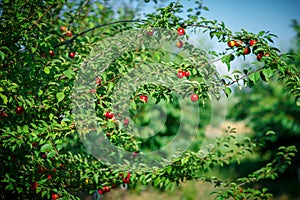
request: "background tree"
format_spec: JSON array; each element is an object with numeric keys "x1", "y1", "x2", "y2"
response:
[{"x1": 227, "y1": 21, "x2": 300, "y2": 198}]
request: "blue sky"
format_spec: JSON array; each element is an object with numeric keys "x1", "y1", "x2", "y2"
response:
[{"x1": 200, "y1": 0, "x2": 300, "y2": 51}]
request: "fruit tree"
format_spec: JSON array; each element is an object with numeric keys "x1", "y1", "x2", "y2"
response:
[{"x1": 0, "y1": 0, "x2": 299, "y2": 199}]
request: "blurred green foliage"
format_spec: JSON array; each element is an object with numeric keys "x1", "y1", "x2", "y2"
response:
[{"x1": 228, "y1": 21, "x2": 300, "y2": 198}]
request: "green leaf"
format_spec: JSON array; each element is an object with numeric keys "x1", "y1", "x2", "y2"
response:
[
  {"x1": 47, "y1": 150, "x2": 56, "y2": 158},
  {"x1": 93, "y1": 173, "x2": 99, "y2": 184},
  {"x1": 248, "y1": 72, "x2": 260, "y2": 84},
  {"x1": 44, "y1": 67, "x2": 50, "y2": 74},
  {"x1": 107, "y1": 82, "x2": 114, "y2": 93},
  {"x1": 166, "y1": 166, "x2": 172, "y2": 175},
  {"x1": 38, "y1": 89, "x2": 43, "y2": 96},
  {"x1": 56, "y1": 92, "x2": 65, "y2": 103},
  {"x1": 63, "y1": 68, "x2": 74, "y2": 79},
  {"x1": 217, "y1": 196, "x2": 224, "y2": 200},
  {"x1": 224, "y1": 87, "x2": 232, "y2": 97},
  {"x1": 296, "y1": 98, "x2": 300, "y2": 107},
  {"x1": 221, "y1": 54, "x2": 235, "y2": 71},
  {"x1": 0, "y1": 93, "x2": 8, "y2": 104},
  {"x1": 203, "y1": 6, "x2": 209, "y2": 11},
  {"x1": 260, "y1": 71, "x2": 268, "y2": 82},
  {"x1": 0, "y1": 51, "x2": 5, "y2": 60},
  {"x1": 153, "y1": 177, "x2": 160, "y2": 187},
  {"x1": 258, "y1": 31, "x2": 266, "y2": 37},
  {"x1": 262, "y1": 68, "x2": 274, "y2": 80},
  {"x1": 37, "y1": 11, "x2": 43, "y2": 18},
  {"x1": 31, "y1": 46, "x2": 37, "y2": 53},
  {"x1": 40, "y1": 143, "x2": 52, "y2": 152},
  {"x1": 266, "y1": 130, "x2": 276, "y2": 135}
]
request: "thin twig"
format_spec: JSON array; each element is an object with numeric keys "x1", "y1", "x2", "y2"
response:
[
  {"x1": 30, "y1": 4, "x2": 54, "y2": 30},
  {"x1": 54, "y1": 19, "x2": 144, "y2": 48}
]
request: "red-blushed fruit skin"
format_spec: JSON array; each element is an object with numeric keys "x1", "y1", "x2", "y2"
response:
[
  {"x1": 177, "y1": 70, "x2": 185, "y2": 78},
  {"x1": 0, "y1": 112, "x2": 8, "y2": 118},
  {"x1": 90, "y1": 88, "x2": 96, "y2": 93},
  {"x1": 123, "y1": 118, "x2": 129, "y2": 125},
  {"x1": 49, "y1": 50, "x2": 55, "y2": 57},
  {"x1": 234, "y1": 40, "x2": 243, "y2": 47},
  {"x1": 32, "y1": 142, "x2": 38, "y2": 147},
  {"x1": 249, "y1": 40, "x2": 257, "y2": 46},
  {"x1": 190, "y1": 94, "x2": 199, "y2": 102},
  {"x1": 40, "y1": 152, "x2": 47, "y2": 159},
  {"x1": 95, "y1": 77, "x2": 102, "y2": 85},
  {"x1": 30, "y1": 182, "x2": 38, "y2": 191},
  {"x1": 132, "y1": 152, "x2": 138, "y2": 157},
  {"x1": 51, "y1": 194, "x2": 60, "y2": 200},
  {"x1": 69, "y1": 52, "x2": 75, "y2": 58},
  {"x1": 243, "y1": 47, "x2": 251, "y2": 55},
  {"x1": 176, "y1": 41, "x2": 184, "y2": 48},
  {"x1": 103, "y1": 186, "x2": 110, "y2": 193},
  {"x1": 140, "y1": 95, "x2": 148, "y2": 103},
  {"x1": 65, "y1": 30, "x2": 72, "y2": 37},
  {"x1": 177, "y1": 27, "x2": 185, "y2": 35},
  {"x1": 227, "y1": 40, "x2": 235, "y2": 48},
  {"x1": 60, "y1": 26, "x2": 67, "y2": 32},
  {"x1": 37, "y1": 166, "x2": 46, "y2": 173},
  {"x1": 122, "y1": 172, "x2": 131, "y2": 183},
  {"x1": 122, "y1": 178, "x2": 130, "y2": 183},
  {"x1": 257, "y1": 52, "x2": 270, "y2": 61},
  {"x1": 147, "y1": 30, "x2": 154, "y2": 36},
  {"x1": 184, "y1": 71, "x2": 190, "y2": 77},
  {"x1": 105, "y1": 111, "x2": 114, "y2": 119},
  {"x1": 126, "y1": 172, "x2": 131, "y2": 179},
  {"x1": 59, "y1": 163, "x2": 66, "y2": 169},
  {"x1": 15, "y1": 106, "x2": 25, "y2": 114},
  {"x1": 257, "y1": 53, "x2": 264, "y2": 61},
  {"x1": 98, "y1": 189, "x2": 104, "y2": 195}
]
